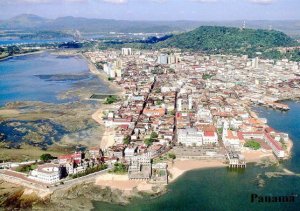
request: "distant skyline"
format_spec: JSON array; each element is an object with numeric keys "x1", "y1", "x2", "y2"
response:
[{"x1": 0, "y1": 0, "x2": 299, "y2": 21}]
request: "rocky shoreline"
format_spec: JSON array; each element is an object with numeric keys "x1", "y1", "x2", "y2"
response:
[{"x1": 0, "y1": 179, "x2": 166, "y2": 210}]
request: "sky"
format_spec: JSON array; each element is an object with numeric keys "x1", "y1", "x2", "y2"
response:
[{"x1": 0, "y1": 0, "x2": 299, "y2": 21}]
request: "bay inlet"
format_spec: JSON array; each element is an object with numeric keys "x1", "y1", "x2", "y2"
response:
[
  {"x1": 0, "y1": 51, "x2": 114, "y2": 156},
  {"x1": 0, "y1": 52, "x2": 96, "y2": 106}
]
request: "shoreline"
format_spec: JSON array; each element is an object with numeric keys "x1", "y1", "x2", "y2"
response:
[
  {"x1": 91, "y1": 105, "x2": 117, "y2": 149},
  {"x1": 85, "y1": 52, "x2": 296, "y2": 195},
  {"x1": 95, "y1": 159, "x2": 227, "y2": 193},
  {"x1": 276, "y1": 97, "x2": 300, "y2": 103},
  {"x1": 0, "y1": 49, "x2": 299, "y2": 209},
  {"x1": 0, "y1": 50, "x2": 45, "y2": 62},
  {"x1": 81, "y1": 53, "x2": 125, "y2": 96},
  {"x1": 250, "y1": 107, "x2": 294, "y2": 159},
  {"x1": 84, "y1": 53, "x2": 126, "y2": 150},
  {"x1": 167, "y1": 159, "x2": 227, "y2": 183}
]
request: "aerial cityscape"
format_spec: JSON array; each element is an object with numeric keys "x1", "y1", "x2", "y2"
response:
[{"x1": 0, "y1": 0, "x2": 300, "y2": 210}]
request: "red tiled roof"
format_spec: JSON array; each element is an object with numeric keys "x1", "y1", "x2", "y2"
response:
[
  {"x1": 204, "y1": 131, "x2": 215, "y2": 137},
  {"x1": 265, "y1": 127, "x2": 276, "y2": 133},
  {"x1": 59, "y1": 153, "x2": 82, "y2": 161},
  {"x1": 237, "y1": 132, "x2": 245, "y2": 140},
  {"x1": 264, "y1": 132, "x2": 282, "y2": 151}
]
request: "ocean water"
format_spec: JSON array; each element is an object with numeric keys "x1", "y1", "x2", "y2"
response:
[
  {"x1": 0, "y1": 52, "x2": 89, "y2": 106},
  {"x1": 93, "y1": 101, "x2": 300, "y2": 211},
  {"x1": 0, "y1": 39, "x2": 71, "y2": 46}
]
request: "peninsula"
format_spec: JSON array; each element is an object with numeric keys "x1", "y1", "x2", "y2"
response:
[{"x1": 0, "y1": 26, "x2": 299, "y2": 210}]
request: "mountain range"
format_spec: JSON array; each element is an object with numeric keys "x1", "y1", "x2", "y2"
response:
[{"x1": 1, "y1": 14, "x2": 300, "y2": 37}]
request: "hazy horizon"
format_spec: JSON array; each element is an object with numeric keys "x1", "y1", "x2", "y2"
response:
[
  {"x1": 0, "y1": 0, "x2": 299, "y2": 21},
  {"x1": 2, "y1": 13, "x2": 300, "y2": 22}
]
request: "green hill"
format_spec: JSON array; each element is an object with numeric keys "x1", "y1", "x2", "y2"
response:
[{"x1": 156, "y1": 26, "x2": 298, "y2": 57}]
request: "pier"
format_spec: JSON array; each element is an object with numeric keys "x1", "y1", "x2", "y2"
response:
[{"x1": 226, "y1": 151, "x2": 246, "y2": 168}]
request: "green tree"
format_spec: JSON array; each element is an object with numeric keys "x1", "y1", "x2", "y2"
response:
[
  {"x1": 156, "y1": 26, "x2": 297, "y2": 59},
  {"x1": 145, "y1": 138, "x2": 154, "y2": 146},
  {"x1": 150, "y1": 132, "x2": 159, "y2": 139},
  {"x1": 156, "y1": 100, "x2": 163, "y2": 106},
  {"x1": 168, "y1": 153, "x2": 176, "y2": 160},
  {"x1": 40, "y1": 153, "x2": 55, "y2": 162},
  {"x1": 168, "y1": 110, "x2": 176, "y2": 116},
  {"x1": 279, "y1": 138, "x2": 287, "y2": 150},
  {"x1": 16, "y1": 164, "x2": 37, "y2": 173},
  {"x1": 104, "y1": 95, "x2": 118, "y2": 104},
  {"x1": 110, "y1": 163, "x2": 127, "y2": 174},
  {"x1": 123, "y1": 135, "x2": 131, "y2": 145}
]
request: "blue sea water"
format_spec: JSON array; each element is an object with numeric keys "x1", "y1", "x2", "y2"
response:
[
  {"x1": 253, "y1": 102, "x2": 300, "y2": 172},
  {"x1": 0, "y1": 52, "x2": 89, "y2": 106},
  {"x1": 0, "y1": 39, "x2": 71, "y2": 46},
  {"x1": 93, "y1": 101, "x2": 300, "y2": 211}
]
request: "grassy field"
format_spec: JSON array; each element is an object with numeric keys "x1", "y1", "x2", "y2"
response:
[{"x1": 0, "y1": 143, "x2": 75, "y2": 162}]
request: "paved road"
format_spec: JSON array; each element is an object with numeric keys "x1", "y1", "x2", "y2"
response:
[{"x1": 0, "y1": 167, "x2": 112, "y2": 193}]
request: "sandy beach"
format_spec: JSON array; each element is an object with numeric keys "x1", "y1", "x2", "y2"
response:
[
  {"x1": 95, "y1": 173, "x2": 154, "y2": 192},
  {"x1": 168, "y1": 159, "x2": 227, "y2": 182},
  {"x1": 91, "y1": 106, "x2": 116, "y2": 149},
  {"x1": 242, "y1": 150, "x2": 275, "y2": 163},
  {"x1": 95, "y1": 159, "x2": 227, "y2": 192},
  {"x1": 85, "y1": 53, "x2": 126, "y2": 150}
]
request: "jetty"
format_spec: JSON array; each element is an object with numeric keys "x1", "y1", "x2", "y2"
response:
[{"x1": 226, "y1": 151, "x2": 246, "y2": 168}]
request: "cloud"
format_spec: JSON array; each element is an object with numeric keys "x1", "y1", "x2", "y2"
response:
[
  {"x1": 148, "y1": 0, "x2": 168, "y2": 3},
  {"x1": 0, "y1": 0, "x2": 277, "y2": 6},
  {"x1": 190, "y1": 0, "x2": 218, "y2": 3},
  {"x1": 0, "y1": 0, "x2": 166, "y2": 4},
  {"x1": 249, "y1": 0, "x2": 274, "y2": 4},
  {"x1": 101, "y1": 0, "x2": 169, "y2": 4},
  {"x1": 0, "y1": 0, "x2": 85, "y2": 4},
  {"x1": 102, "y1": 0, "x2": 128, "y2": 4}
]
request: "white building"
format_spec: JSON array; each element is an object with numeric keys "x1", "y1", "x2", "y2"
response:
[
  {"x1": 177, "y1": 128, "x2": 203, "y2": 146},
  {"x1": 122, "y1": 48, "x2": 132, "y2": 56},
  {"x1": 157, "y1": 54, "x2": 168, "y2": 65},
  {"x1": 222, "y1": 122, "x2": 241, "y2": 150},
  {"x1": 29, "y1": 164, "x2": 61, "y2": 184},
  {"x1": 203, "y1": 131, "x2": 218, "y2": 145},
  {"x1": 222, "y1": 129, "x2": 241, "y2": 150},
  {"x1": 264, "y1": 133, "x2": 285, "y2": 158},
  {"x1": 252, "y1": 57, "x2": 259, "y2": 68},
  {"x1": 125, "y1": 146, "x2": 137, "y2": 160}
]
